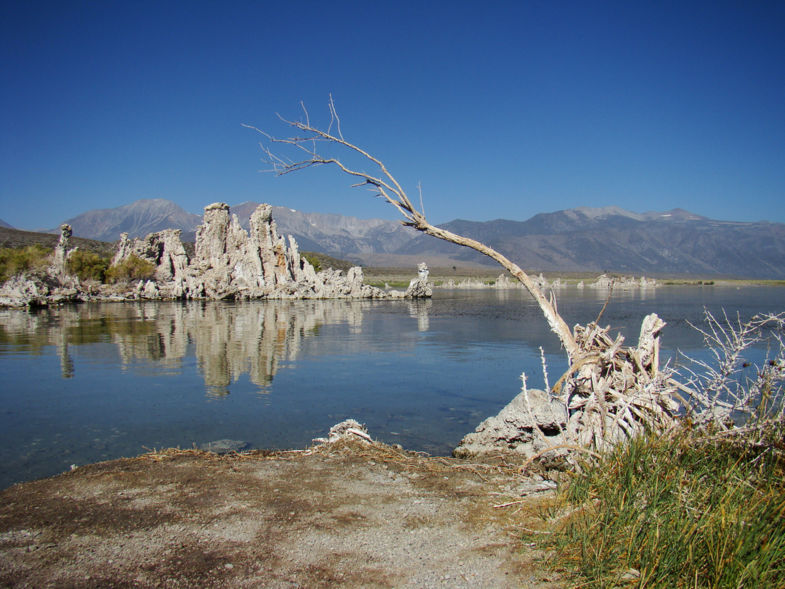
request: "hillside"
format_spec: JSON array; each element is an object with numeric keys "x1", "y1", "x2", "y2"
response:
[
  {"x1": 0, "y1": 227, "x2": 116, "y2": 257},
  {"x1": 0, "y1": 226, "x2": 351, "y2": 275}
]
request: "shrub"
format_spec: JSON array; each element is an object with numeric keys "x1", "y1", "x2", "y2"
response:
[
  {"x1": 299, "y1": 250, "x2": 354, "y2": 273},
  {"x1": 0, "y1": 244, "x2": 51, "y2": 283},
  {"x1": 66, "y1": 250, "x2": 110, "y2": 282},
  {"x1": 105, "y1": 255, "x2": 156, "y2": 284},
  {"x1": 301, "y1": 253, "x2": 322, "y2": 273}
]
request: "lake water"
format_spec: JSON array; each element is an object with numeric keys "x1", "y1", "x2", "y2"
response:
[{"x1": 1, "y1": 286, "x2": 782, "y2": 489}]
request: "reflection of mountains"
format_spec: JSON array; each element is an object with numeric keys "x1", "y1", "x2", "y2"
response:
[{"x1": 0, "y1": 301, "x2": 423, "y2": 395}]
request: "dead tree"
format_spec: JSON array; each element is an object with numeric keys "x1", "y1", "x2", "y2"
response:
[
  {"x1": 245, "y1": 98, "x2": 680, "y2": 451},
  {"x1": 245, "y1": 100, "x2": 578, "y2": 358}
]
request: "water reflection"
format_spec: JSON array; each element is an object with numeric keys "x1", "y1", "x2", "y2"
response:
[
  {"x1": 408, "y1": 299, "x2": 432, "y2": 331},
  {"x1": 0, "y1": 300, "x2": 435, "y2": 396}
]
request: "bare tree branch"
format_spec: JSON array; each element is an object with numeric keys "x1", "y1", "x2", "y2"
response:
[
  {"x1": 243, "y1": 104, "x2": 580, "y2": 359},
  {"x1": 680, "y1": 310, "x2": 785, "y2": 426}
]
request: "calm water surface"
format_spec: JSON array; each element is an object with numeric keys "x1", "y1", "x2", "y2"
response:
[{"x1": 1, "y1": 286, "x2": 782, "y2": 488}]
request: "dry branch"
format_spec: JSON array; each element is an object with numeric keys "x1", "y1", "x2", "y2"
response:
[
  {"x1": 244, "y1": 97, "x2": 578, "y2": 359},
  {"x1": 680, "y1": 310, "x2": 785, "y2": 427}
]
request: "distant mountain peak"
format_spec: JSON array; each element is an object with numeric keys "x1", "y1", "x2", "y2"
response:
[
  {"x1": 651, "y1": 208, "x2": 707, "y2": 221},
  {"x1": 570, "y1": 206, "x2": 644, "y2": 220},
  {"x1": 559, "y1": 206, "x2": 709, "y2": 223},
  {"x1": 61, "y1": 198, "x2": 202, "y2": 242}
]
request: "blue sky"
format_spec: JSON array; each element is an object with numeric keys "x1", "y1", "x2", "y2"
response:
[{"x1": 1, "y1": 1, "x2": 783, "y2": 231}]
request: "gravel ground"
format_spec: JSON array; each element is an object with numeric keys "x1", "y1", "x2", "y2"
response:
[{"x1": 0, "y1": 440, "x2": 565, "y2": 588}]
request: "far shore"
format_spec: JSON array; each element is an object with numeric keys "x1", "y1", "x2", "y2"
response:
[{"x1": 363, "y1": 265, "x2": 785, "y2": 289}]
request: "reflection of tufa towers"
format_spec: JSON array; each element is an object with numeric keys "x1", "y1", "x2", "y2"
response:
[
  {"x1": 0, "y1": 301, "x2": 378, "y2": 395},
  {"x1": 189, "y1": 301, "x2": 369, "y2": 395}
]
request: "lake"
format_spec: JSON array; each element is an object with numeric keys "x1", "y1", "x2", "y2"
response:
[{"x1": 1, "y1": 286, "x2": 782, "y2": 489}]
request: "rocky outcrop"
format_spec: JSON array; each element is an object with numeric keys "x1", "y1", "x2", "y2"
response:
[
  {"x1": 453, "y1": 389, "x2": 567, "y2": 459},
  {"x1": 112, "y1": 229, "x2": 189, "y2": 297},
  {"x1": 49, "y1": 224, "x2": 75, "y2": 281},
  {"x1": 404, "y1": 262, "x2": 432, "y2": 298},
  {"x1": 455, "y1": 313, "x2": 677, "y2": 460},
  {"x1": 590, "y1": 274, "x2": 657, "y2": 290},
  {"x1": 0, "y1": 273, "x2": 80, "y2": 307},
  {"x1": 0, "y1": 225, "x2": 80, "y2": 307},
  {"x1": 0, "y1": 274, "x2": 50, "y2": 307},
  {"x1": 439, "y1": 273, "x2": 521, "y2": 289},
  {"x1": 312, "y1": 419, "x2": 373, "y2": 445},
  {"x1": 0, "y1": 202, "x2": 427, "y2": 306},
  {"x1": 158, "y1": 202, "x2": 401, "y2": 300},
  {"x1": 113, "y1": 203, "x2": 390, "y2": 300}
]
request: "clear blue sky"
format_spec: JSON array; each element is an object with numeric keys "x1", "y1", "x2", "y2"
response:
[{"x1": 1, "y1": 0, "x2": 783, "y2": 231}]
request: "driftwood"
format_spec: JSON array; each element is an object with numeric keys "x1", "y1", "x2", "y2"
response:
[
  {"x1": 555, "y1": 315, "x2": 679, "y2": 451},
  {"x1": 312, "y1": 419, "x2": 373, "y2": 445},
  {"x1": 680, "y1": 310, "x2": 785, "y2": 427}
]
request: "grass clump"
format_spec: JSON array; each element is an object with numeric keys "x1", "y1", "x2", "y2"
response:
[
  {"x1": 543, "y1": 423, "x2": 785, "y2": 587},
  {"x1": 0, "y1": 244, "x2": 51, "y2": 282},
  {"x1": 105, "y1": 254, "x2": 156, "y2": 284}
]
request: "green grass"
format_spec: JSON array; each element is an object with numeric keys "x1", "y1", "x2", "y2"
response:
[
  {"x1": 299, "y1": 251, "x2": 354, "y2": 273},
  {"x1": 540, "y1": 423, "x2": 785, "y2": 587}
]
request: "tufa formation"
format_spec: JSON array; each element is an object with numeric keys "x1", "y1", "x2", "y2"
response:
[{"x1": 0, "y1": 203, "x2": 430, "y2": 306}]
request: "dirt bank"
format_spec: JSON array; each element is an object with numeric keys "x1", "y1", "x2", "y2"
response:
[{"x1": 0, "y1": 440, "x2": 564, "y2": 588}]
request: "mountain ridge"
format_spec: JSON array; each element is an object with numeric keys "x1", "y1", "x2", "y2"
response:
[
  {"x1": 54, "y1": 198, "x2": 203, "y2": 243},
  {"x1": 397, "y1": 208, "x2": 785, "y2": 277},
  {"x1": 39, "y1": 199, "x2": 785, "y2": 278}
]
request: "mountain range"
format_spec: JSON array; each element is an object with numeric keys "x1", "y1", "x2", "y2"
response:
[
  {"x1": 398, "y1": 207, "x2": 785, "y2": 278},
  {"x1": 42, "y1": 198, "x2": 785, "y2": 278},
  {"x1": 55, "y1": 199, "x2": 203, "y2": 243}
]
